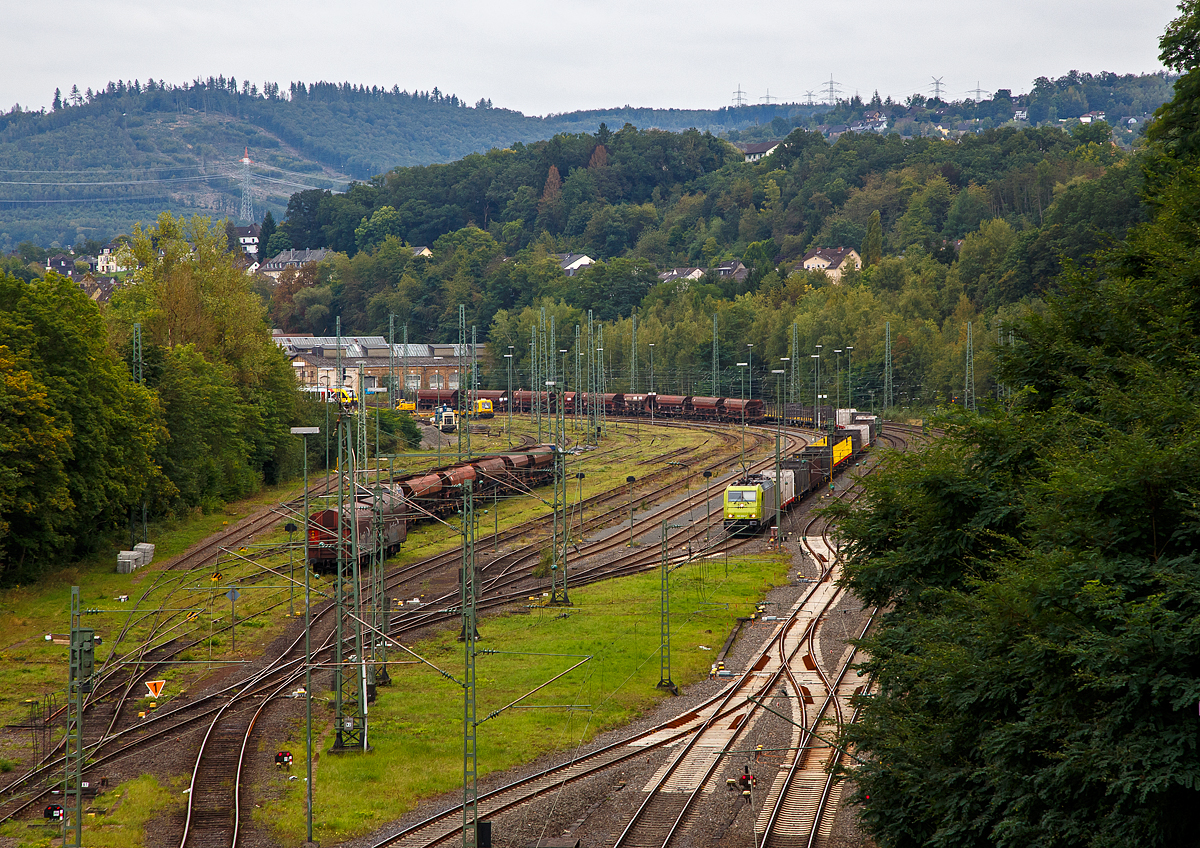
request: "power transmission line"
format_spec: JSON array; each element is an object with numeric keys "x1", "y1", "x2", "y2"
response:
[
  {"x1": 965, "y1": 321, "x2": 976, "y2": 411},
  {"x1": 732, "y1": 84, "x2": 748, "y2": 106},
  {"x1": 239, "y1": 147, "x2": 254, "y2": 223},
  {"x1": 823, "y1": 75, "x2": 842, "y2": 105},
  {"x1": 969, "y1": 81, "x2": 987, "y2": 102},
  {"x1": 761, "y1": 89, "x2": 776, "y2": 104},
  {"x1": 929, "y1": 76, "x2": 945, "y2": 100}
]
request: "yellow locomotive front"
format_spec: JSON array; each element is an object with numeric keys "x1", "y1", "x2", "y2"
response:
[{"x1": 723, "y1": 485, "x2": 764, "y2": 532}]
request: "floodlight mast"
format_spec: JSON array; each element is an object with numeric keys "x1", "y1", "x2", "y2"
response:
[{"x1": 289, "y1": 425, "x2": 319, "y2": 845}]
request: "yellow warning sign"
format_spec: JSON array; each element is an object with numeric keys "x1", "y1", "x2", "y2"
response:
[{"x1": 145, "y1": 680, "x2": 165, "y2": 698}]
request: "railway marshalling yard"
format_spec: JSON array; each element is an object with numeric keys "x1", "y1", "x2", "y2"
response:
[{"x1": 0, "y1": 415, "x2": 915, "y2": 848}]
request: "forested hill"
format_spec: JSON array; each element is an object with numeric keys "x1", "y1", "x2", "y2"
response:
[
  {"x1": 0, "y1": 77, "x2": 820, "y2": 249},
  {"x1": 0, "y1": 72, "x2": 1172, "y2": 250}
]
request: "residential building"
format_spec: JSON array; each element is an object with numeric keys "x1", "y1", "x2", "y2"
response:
[
  {"x1": 410, "y1": 245, "x2": 433, "y2": 258},
  {"x1": 851, "y1": 114, "x2": 889, "y2": 134},
  {"x1": 233, "y1": 254, "x2": 260, "y2": 276},
  {"x1": 799, "y1": 247, "x2": 862, "y2": 283},
  {"x1": 260, "y1": 248, "x2": 333, "y2": 281},
  {"x1": 45, "y1": 253, "x2": 84, "y2": 279},
  {"x1": 555, "y1": 253, "x2": 595, "y2": 276},
  {"x1": 658, "y1": 267, "x2": 705, "y2": 284},
  {"x1": 738, "y1": 141, "x2": 781, "y2": 163},
  {"x1": 713, "y1": 259, "x2": 750, "y2": 283},
  {"x1": 97, "y1": 241, "x2": 130, "y2": 275},
  {"x1": 77, "y1": 274, "x2": 122, "y2": 304},
  {"x1": 233, "y1": 224, "x2": 262, "y2": 257},
  {"x1": 1080, "y1": 110, "x2": 1107, "y2": 124}
]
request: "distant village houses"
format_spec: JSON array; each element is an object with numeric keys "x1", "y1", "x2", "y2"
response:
[
  {"x1": 713, "y1": 259, "x2": 749, "y2": 283},
  {"x1": 77, "y1": 275, "x2": 121, "y2": 304},
  {"x1": 657, "y1": 259, "x2": 750, "y2": 286},
  {"x1": 45, "y1": 253, "x2": 88, "y2": 280},
  {"x1": 658, "y1": 267, "x2": 705, "y2": 284}
]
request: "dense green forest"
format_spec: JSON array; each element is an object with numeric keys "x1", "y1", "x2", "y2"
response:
[
  {"x1": 0, "y1": 71, "x2": 1167, "y2": 249},
  {"x1": 261, "y1": 112, "x2": 1145, "y2": 408},
  {"x1": 0, "y1": 77, "x2": 820, "y2": 249},
  {"x1": 0, "y1": 213, "x2": 418, "y2": 583},
  {"x1": 826, "y1": 6, "x2": 1200, "y2": 845}
]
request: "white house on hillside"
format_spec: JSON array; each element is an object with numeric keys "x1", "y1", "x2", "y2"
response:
[
  {"x1": 555, "y1": 253, "x2": 595, "y2": 276},
  {"x1": 800, "y1": 247, "x2": 862, "y2": 283},
  {"x1": 739, "y1": 141, "x2": 781, "y2": 163}
]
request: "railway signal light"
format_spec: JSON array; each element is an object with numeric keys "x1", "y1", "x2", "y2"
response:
[{"x1": 72, "y1": 628, "x2": 95, "y2": 682}]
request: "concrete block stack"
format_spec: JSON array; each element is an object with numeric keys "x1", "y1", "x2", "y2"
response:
[{"x1": 117, "y1": 543, "x2": 156, "y2": 574}]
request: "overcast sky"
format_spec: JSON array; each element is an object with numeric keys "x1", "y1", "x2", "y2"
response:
[{"x1": 2, "y1": 0, "x2": 1178, "y2": 116}]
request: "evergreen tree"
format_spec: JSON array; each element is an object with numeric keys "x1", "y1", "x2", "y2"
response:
[
  {"x1": 862, "y1": 209, "x2": 883, "y2": 265},
  {"x1": 259, "y1": 210, "x2": 277, "y2": 258}
]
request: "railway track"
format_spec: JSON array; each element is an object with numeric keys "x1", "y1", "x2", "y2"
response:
[
  {"x1": 0, "y1": 420, "x2": 758, "y2": 835},
  {"x1": 2, "y1": 415, "x2": 913, "y2": 848},
  {"x1": 367, "y1": 422, "x2": 901, "y2": 848}
]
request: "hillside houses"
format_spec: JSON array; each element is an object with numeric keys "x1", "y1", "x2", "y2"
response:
[
  {"x1": 97, "y1": 241, "x2": 131, "y2": 274},
  {"x1": 658, "y1": 259, "x2": 750, "y2": 286},
  {"x1": 555, "y1": 252, "x2": 595, "y2": 276},
  {"x1": 799, "y1": 247, "x2": 862, "y2": 282},
  {"x1": 737, "y1": 141, "x2": 780, "y2": 163},
  {"x1": 658, "y1": 267, "x2": 705, "y2": 284},
  {"x1": 259, "y1": 248, "x2": 333, "y2": 280},
  {"x1": 233, "y1": 224, "x2": 262, "y2": 257},
  {"x1": 45, "y1": 253, "x2": 88, "y2": 279}
]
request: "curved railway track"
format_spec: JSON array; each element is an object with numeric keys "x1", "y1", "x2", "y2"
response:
[
  {"x1": 366, "y1": 423, "x2": 893, "y2": 848},
  {"x1": 1, "y1": 415, "x2": 917, "y2": 848}
]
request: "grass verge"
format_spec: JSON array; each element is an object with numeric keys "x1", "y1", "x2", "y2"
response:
[
  {"x1": 257, "y1": 553, "x2": 790, "y2": 843},
  {"x1": 0, "y1": 774, "x2": 181, "y2": 848}
]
